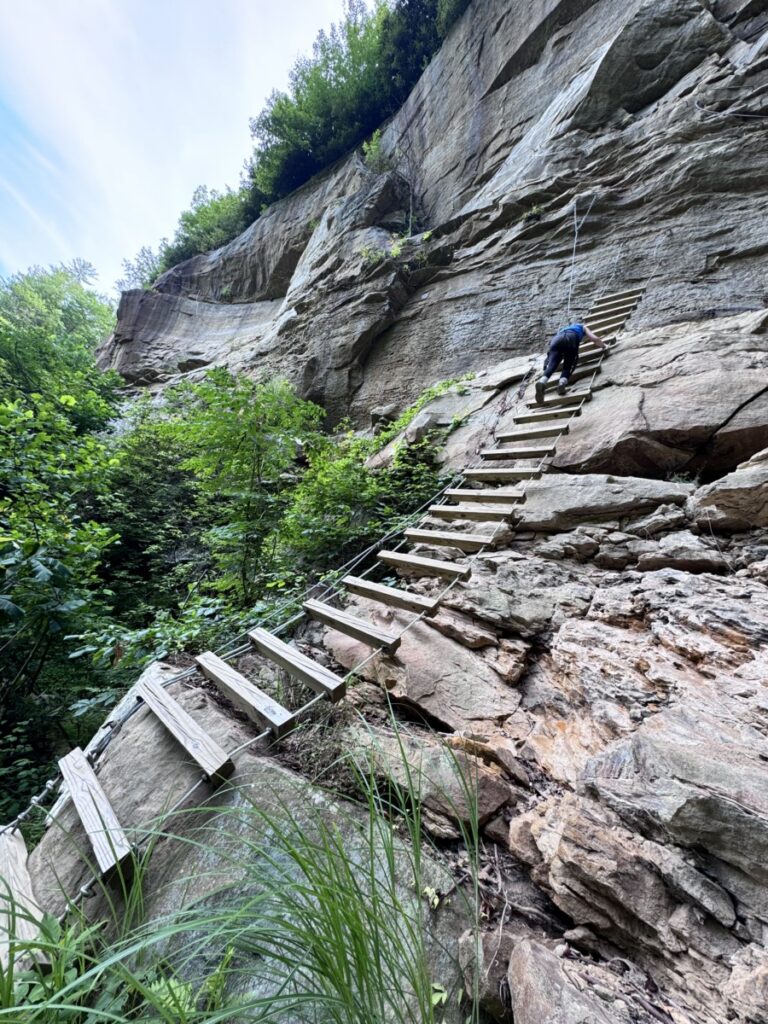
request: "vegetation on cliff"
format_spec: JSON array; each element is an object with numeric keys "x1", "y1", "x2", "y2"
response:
[
  {"x1": 0, "y1": 266, "x2": 450, "y2": 821},
  {"x1": 119, "y1": 0, "x2": 472, "y2": 289}
]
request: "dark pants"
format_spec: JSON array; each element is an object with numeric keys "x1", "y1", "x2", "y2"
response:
[{"x1": 542, "y1": 331, "x2": 579, "y2": 381}]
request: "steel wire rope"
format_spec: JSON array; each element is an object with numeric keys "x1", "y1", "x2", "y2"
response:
[{"x1": 48, "y1": 317, "x2": 623, "y2": 917}]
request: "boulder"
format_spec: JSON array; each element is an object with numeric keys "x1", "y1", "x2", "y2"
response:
[
  {"x1": 323, "y1": 602, "x2": 522, "y2": 731},
  {"x1": 516, "y1": 474, "x2": 694, "y2": 532},
  {"x1": 346, "y1": 724, "x2": 513, "y2": 838},
  {"x1": 508, "y1": 939, "x2": 623, "y2": 1024},
  {"x1": 689, "y1": 446, "x2": 768, "y2": 531}
]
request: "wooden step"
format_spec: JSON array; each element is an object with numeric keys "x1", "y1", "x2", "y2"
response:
[
  {"x1": 304, "y1": 598, "x2": 401, "y2": 653},
  {"x1": 514, "y1": 407, "x2": 581, "y2": 424},
  {"x1": 378, "y1": 549, "x2": 472, "y2": 580},
  {"x1": 591, "y1": 289, "x2": 641, "y2": 306},
  {"x1": 588, "y1": 298, "x2": 638, "y2": 317},
  {"x1": 479, "y1": 445, "x2": 554, "y2": 460},
  {"x1": 58, "y1": 748, "x2": 132, "y2": 877},
  {"x1": 588, "y1": 303, "x2": 637, "y2": 322},
  {"x1": 445, "y1": 487, "x2": 526, "y2": 504},
  {"x1": 578, "y1": 349, "x2": 607, "y2": 366},
  {"x1": 543, "y1": 365, "x2": 599, "y2": 390},
  {"x1": 582, "y1": 335, "x2": 617, "y2": 350},
  {"x1": 196, "y1": 651, "x2": 296, "y2": 736},
  {"x1": 497, "y1": 424, "x2": 568, "y2": 443},
  {"x1": 343, "y1": 575, "x2": 439, "y2": 616},
  {"x1": 427, "y1": 503, "x2": 518, "y2": 522},
  {"x1": 0, "y1": 831, "x2": 45, "y2": 969},
  {"x1": 591, "y1": 287, "x2": 644, "y2": 306},
  {"x1": 406, "y1": 527, "x2": 492, "y2": 551},
  {"x1": 137, "y1": 677, "x2": 234, "y2": 783},
  {"x1": 586, "y1": 314, "x2": 628, "y2": 333},
  {"x1": 247, "y1": 629, "x2": 346, "y2": 702},
  {"x1": 526, "y1": 390, "x2": 592, "y2": 410},
  {"x1": 463, "y1": 466, "x2": 543, "y2": 482}
]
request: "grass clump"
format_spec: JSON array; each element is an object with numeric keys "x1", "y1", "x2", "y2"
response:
[{"x1": 1, "y1": 719, "x2": 483, "y2": 1023}]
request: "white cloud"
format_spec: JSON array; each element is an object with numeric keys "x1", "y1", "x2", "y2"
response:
[{"x1": 0, "y1": 0, "x2": 347, "y2": 287}]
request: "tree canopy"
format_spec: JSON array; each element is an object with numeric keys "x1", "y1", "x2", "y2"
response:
[{"x1": 120, "y1": 0, "x2": 472, "y2": 289}]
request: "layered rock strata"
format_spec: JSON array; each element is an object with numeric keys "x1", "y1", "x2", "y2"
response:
[{"x1": 100, "y1": 0, "x2": 768, "y2": 426}]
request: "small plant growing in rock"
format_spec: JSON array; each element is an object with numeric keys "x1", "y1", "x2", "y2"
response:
[
  {"x1": 522, "y1": 205, "x2": 543, "y2": 223},
  {"x1": 358, "y1": 244, "x2": 388, "y2": 268},
  {"x1": 362, "y1": 128, "x2": 391, "y2": 173}
]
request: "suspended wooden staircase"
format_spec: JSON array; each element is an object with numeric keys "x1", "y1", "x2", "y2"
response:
[{"x1": 0, "y1": 287, "x2": 644, "y2": 941}]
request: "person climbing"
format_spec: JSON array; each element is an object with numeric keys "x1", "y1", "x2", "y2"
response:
[{"x1": 535, "y1": 320, "x2": 604, "y2": 403}]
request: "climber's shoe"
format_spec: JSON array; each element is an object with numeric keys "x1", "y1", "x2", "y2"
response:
[
  {"x1": 557, "y1": 378, "x2": 568, "y2": 396},
  {"x1": 534, "y1": 379, "x2": 546, "y2": 404}
]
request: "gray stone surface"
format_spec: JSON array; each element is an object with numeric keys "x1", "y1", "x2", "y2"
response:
[{"x1": 101, "y1": 0, "x2": 768, "y2": 430}]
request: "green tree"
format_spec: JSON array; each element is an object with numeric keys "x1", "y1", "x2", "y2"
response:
[
  {"x1": 0, "y1": 266, "x2": 118, "y2": 431},
  {"x1": 158, "y1": 186, "x2": 251, "y2": 273},
  {"x1": 165, "y1": 370, "x2": 325, "y2": 603},
  {"x1": 436, "y1": 0, "x2": 472, "y2": 36}
]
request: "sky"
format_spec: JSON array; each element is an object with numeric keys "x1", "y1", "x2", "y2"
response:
[{"x1": 0, "y1": 0, "x2": 347, "y2": 292}]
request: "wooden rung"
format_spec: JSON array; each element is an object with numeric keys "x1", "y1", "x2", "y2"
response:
[
  {"x1": 343, "y1": 575, "x2": 439, "y2": 616},
  {"x1": 0, "y1": 831, "x2": 45, "y2": 969},
  {"x1": 544, "y1": 366, "x2": 599, "y2": 390},
  {"x1": 497, "y1": 424, "x2": 568, "y2": 443},
  {"x1": 586, "y1": 315, "x2": 628, "y2": 332},
  {"x1": 578, "y1": 349, "x2": 607, "y2": 365},
  {"x1": 196, "y1": 651, "x2": 296, "y2": 736},
  {"x1": 592, "y1": 287, "x2": 644, "y2": 305},
  {"x1": 514, "y1": 407, "x2": 581, "y2": 424},
  {"x1": 428, "y1": 503, "x2": 518, "y2": 522},
  {"x1": 378, "y1": 549, "x2": 472, "y2": 580},
  {"x1": 526, "y1": 391, "x2": 592, "y2": 410},
  {"x1": 479, "y1": 445, "x2": 555, "y2": 460},
  {"x1": 137, "y1": 678, "x2": 234, "y2": 783},
  {"x1": 58, "y1": 748, "x2": 132, "y2": 877},
  {"x1": 406, "y1": 527, "x2": 492, "y2": 551},
  {"x1": 445, "y1": 488, "x2": 526, "y2": 504},
  {"x1": 247, "y1": 629, "x2": 346, "y2": 703},
  {"x1": 589, "y1": 298, "x2": 638, "y2": 316},
  {"x1": 463, "y1": 467, "x2": 543, "y2": 481},
  {"x1": 304, "y1": 598, "x2": 401, "y2": 653}
]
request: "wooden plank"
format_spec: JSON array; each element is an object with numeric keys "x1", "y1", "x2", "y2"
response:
[
  {"x1": 248, "y1": 628, "x2": 346, "y2": 703},
  {"x1": 590, "y1": 293, "x2": 642, "y2": 311},
  {"x1": 586, "y1": 315, "x2": 629, "y2": 333},
  {"x1": 526, "y1": 390, "x2": 592, "y2": 410},
  {"x1": 196, "y1": 651, "x2": 296, "y2": 736},
  {"x1": 543, "y1": 365, "x2": 600, "y2": 390},
  {"x1": 588, "y1": 299, "x2": 638, "y2": 317},
  {"x1": 137, "y1": 678, "x2": 234, "y2": 783},
  {"x1": 405, "y1": 527, "x2": 493, "y2": 551},
  {"x1": 496, "y1": 424, "x2": 568, "y2": 443},
  {"x1": 479, "y1": 445, "x2": 555, "y2": 460},
  {"x1": 463, "y1": 467, "x2": 543, "y2": 481},
  {"x1": 343, "y1": 575, "x2": 439, "y2": 616},
  {"x1": 0, "y1": 831, "x2": 44, "y2": 969},
  {"x1": 427, "y1": 503, "x2": 519, "y2": 522},
  {"x1": 591, "y1": 287, "x2": 644, "y2": 305},
  {"x1": 444, "y1": 487, "x2": 526, "y2": 504},
  {"x1": 514, "y1": 406, "x2": 581, "y2": 424},
  {"x1": 305, "y1": 598, "x2": 401, "y2": 653},
  {"x1": 378, "y1": 549, "x2": 472, "y2": 580},
  {"x1": 58, "y1": 748, "x2": 132, "y2": 877}
]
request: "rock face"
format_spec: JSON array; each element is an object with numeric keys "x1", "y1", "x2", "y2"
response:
[
  {"x1": 47, "y1": 1, "x2": 768, "y2": 1021},
  {"x1": 100, "y1": 0, "x2": 768, "y2": 429}
]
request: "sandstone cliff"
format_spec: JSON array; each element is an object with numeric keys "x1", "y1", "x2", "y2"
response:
[
  {"x1": 100, "y1": 0, "x2": 767, "y2": 427},
  {"x1": 54, "y1": 0, "x2": 768, "y2": 1020}
]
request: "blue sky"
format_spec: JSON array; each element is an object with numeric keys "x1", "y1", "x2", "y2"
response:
[{"x1": 0, "y1": 0, "x2": 347, "y2": 292}]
